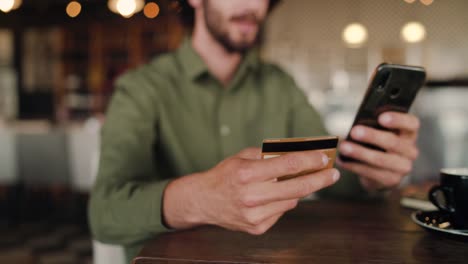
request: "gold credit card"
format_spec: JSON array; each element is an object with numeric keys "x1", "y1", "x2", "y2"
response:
[{"x1": 261, "y1": 136, "x2": 339, "y2": 181}]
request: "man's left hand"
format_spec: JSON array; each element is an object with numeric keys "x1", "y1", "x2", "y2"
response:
[{"x1": 337, "y1": 112, "x2": 420, "y2": 191}]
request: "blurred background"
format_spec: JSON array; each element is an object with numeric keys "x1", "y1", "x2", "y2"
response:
[{"x1": 0, "y1": 0, "x2": 467, "y2": 263}]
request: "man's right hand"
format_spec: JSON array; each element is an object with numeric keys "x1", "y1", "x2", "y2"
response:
[{"x1": 162, "y1": 147, "x2": 340, "y2": 235}]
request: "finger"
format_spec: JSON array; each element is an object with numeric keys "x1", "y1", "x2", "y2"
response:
[
  {"x1": 242, "y1": 199, "x2": 298, "y2": 227},
  {"x1": 246, "y1": 213, "x2": 283, "y2": 235},
  {"x1": 349, "y1": 126, "x2": 419, "y2": 160},
  {"x1": 338, "y1": 159, "x2": 404, "y2": 188},
  {"x1": 378, "y1": 112, "x2": 420, "y2": 139},
  {"x1": 236, "y1": 150, "x2": 329, "y2": 184},
  {"x1": 359, "y1": 176, "x2": 385, "y2": 191},
  {"x1": 339, "y1": 141, "x2": 412, "y2": 175},
  {"x1": 236, "y1": 147, "x2": 262, "y2": 160},
  {"x1": 241, "y1": 168, "x2": 339, "y2": 207}
]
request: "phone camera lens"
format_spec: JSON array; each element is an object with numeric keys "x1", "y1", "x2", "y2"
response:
[{"x1": 390, "y1": 87, "x2": 401, "y2": 98}]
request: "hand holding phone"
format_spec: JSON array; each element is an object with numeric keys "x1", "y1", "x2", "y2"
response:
[{"x1": 339, "y1": 63, "x2": 426, "y2": 162}]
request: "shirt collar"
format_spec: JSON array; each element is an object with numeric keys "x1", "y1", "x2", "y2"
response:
[
  {"x1": 243, "y1": 46, "x2": 260, "y2": 72},
  {"x1": 176, "y1": 37, "x2": 208, "y2": 80},
  {"x1": 176, "y1": 37, "x2": 261, "y2": 81}
]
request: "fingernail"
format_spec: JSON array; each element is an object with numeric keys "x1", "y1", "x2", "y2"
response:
[
  {"x1": 340, "y1": 143, "x2": 352, "y2": 154},
  {"x1": 353, "y1": 127, "x2": 365, "y2": 139},
  {"x1": 332, "y1": 170, "x2": 340, "y2": 182},
  {"x1": 322, "y1": 154, "x2": 329, "y2": 166},
  {"x1": 380, "y1": 114, "x2": 392, "y2": 124}
]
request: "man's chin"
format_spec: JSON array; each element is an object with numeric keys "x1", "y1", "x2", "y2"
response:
[
  {"x1": 214, "y1": 32, "x2": 258, "y2": 53},
  {"x1": 224, "y1": 37, "x2": 257, "y2": 53},
  {"x1": 224, "y1": 42, "x2": 255, "y2": 53}
]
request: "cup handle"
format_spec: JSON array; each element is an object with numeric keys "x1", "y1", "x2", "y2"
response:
[{"x1": 429, "y1": 185, "x2": 455, "y2": 213}]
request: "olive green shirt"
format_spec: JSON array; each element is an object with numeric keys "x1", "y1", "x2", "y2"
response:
[{"x1": 89, "y1": 39, "x2": 366, "y2": 262}]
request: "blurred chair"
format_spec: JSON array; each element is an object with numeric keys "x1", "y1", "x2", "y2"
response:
[
  {"x1": 412, "y1": 88, "x2": 468, "y2": 183},
  {"x1": 92, "y1": 240, "x2": 125, "y2": 264},
  {"x1": 0, "y1": 128, "x2": 18, "y2": 225},
  {"x1": 67, "y1": 122, "x2": 100, "y2": 193},
  {"x1": 0, "y1": 128, "x2": 17, "y2": 186},
  {"x1": 410, "y1": 114, "x2": 444, "y2": 184},
  {"x1": 16, "y1": 126, "x2": 70, "y2": 187},
  {"x1": 436, "y1": 108, "x2": 468, "y2": 168},
  {"x1": 12, "y1": 121, "x2": 71, "y2": 225}
]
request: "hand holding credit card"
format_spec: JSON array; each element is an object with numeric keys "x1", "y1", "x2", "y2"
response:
[
  {"x1": 262, "y1": 136, "x2": 339, "y2": 181},
  {"x1": 163, "y1": 138, "x2": 340, "y2": 234}
]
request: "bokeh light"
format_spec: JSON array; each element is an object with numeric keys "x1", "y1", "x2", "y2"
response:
[
  {"x1": 12, "y1": 0, "x2": 21, "y2": 9},
  {"x1": 401, "y1": 22, "x2": 426, "y2": 43},
  {"x1": 66, "y1": 1, "x2": 82, "y2": 18},
  {"x1": 144, "y1": 2, "x2": 160, "y2": 19},
  {"x1": 342, "y1": 23, "x2": 368, "y2": 48},
  {"x1": 420, "y1": 0, "x2": 434, "y2": 6},
  {"x1": 108, "y1": 0, "x2": 144, "y2": 18},
  {"x1": 117, "y1": 0, "x2": 136, "y2": 17},
  {"x1": 0, "y1": 0, "x2": 15, "y2": 13}
]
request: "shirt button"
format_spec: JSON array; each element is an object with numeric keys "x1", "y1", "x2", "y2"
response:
[{"x1": 220, "y1": 125, "x2": 231, "y2": 136}]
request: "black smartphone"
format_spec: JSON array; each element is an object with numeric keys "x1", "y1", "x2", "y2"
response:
[{"x1": 339, "y1": 63, "x2": 426, "y2": 162}]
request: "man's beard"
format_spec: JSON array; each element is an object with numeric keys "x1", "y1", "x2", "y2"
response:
[{"x1": 203, "y1": 2, "x2": 261, "y2": 53}]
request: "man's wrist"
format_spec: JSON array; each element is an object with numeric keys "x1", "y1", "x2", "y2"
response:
[{"x1": 162, "y1": 172, "x2": 207, "y2": 229}]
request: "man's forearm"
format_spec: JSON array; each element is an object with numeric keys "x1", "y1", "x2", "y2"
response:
[{"x1": 162, "y1": 172, "x2": 210, "y2": 229}]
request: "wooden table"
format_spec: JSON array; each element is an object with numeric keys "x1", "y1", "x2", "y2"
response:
[{"x1": 133, "y1": 197, "x2": 468, "y2": 263}]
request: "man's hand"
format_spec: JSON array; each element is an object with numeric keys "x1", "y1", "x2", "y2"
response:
[
  {"x1": 337, "y1": 112, "x2": 420, "y2": 191},
  {"x1": 163, "y1": 148, "x2": 340, "y2": 234}
]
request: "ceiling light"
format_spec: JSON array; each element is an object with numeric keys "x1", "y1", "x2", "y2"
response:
[
  {"x1": 108, "y1": 0, "x2": 144, "y2": 18},
  {"x1": 401, "y1": 22, "x2": 426, "y2": 43},
  {"x1": 0, "y1": 0, "x2": 15, "y2": 12},
  {"x1": 342, "y1": 23, "x2": 368, "y2": 48}
]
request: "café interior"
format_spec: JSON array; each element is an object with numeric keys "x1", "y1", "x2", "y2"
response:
[{"x1": 0, "y1": 0, "x2": 467, "y2": 263}]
